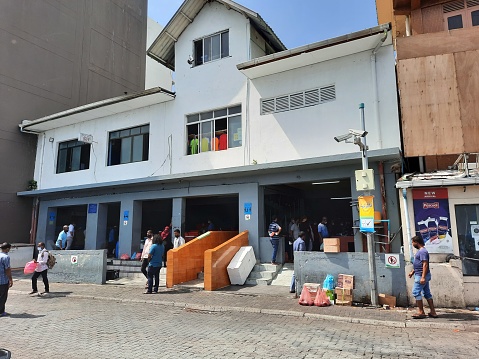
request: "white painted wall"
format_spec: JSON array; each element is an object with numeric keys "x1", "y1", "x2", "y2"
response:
[
  {"x1": 32, "y1": 3, "x2": 400, "y2": 191},
  {"x1": 145, "y1": 17, "x2": 171, "y2": 90}
]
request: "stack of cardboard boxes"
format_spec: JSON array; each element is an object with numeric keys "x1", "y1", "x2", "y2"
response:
[
  {"x1": 323, "y1": 238, "x2": 340, "y2": 253},
  {"x1": 335, "y1": 274, "x2": 354, "y2": 305}
]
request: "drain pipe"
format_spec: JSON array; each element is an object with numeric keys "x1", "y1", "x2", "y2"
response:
[
  {"x1": 371, "y1": 30, "x2": 388, "y2": 150},
  {"x1": 402, "y1": 188, "x2": 414, "y2": 263}
]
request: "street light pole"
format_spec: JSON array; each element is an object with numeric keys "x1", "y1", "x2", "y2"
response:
[{"x1": 359, "y1": 103, "x2": 378, "y2": 306}]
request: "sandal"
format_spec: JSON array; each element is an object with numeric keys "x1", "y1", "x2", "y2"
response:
[
  {"x1": 428, "y1": 313, "x2": 438, "y2": 318},
  {"x1": 412, "y1": 314, "x2": 427, "y2": 319}
]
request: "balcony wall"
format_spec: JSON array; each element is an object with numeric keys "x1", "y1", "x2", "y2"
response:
[
  {"x1": 204, "y1": 231, "x2": 249, "y2": 291},
  {"x1": 396, "y1": 27, "x2": 479, "y2": 157},
  {"x1": 166, "y1": 231, "x2": 238, "y2": 288}
]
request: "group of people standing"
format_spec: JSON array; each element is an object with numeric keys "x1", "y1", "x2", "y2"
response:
[{"x1": 139, "y1": 227, "x2": 185, "y2": 294}]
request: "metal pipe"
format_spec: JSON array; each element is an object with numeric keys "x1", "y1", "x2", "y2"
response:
[
  {"x1": 405, "y1": 15, "x2": 411, "y2": 36},
  {"x1": 370, "y1": 30, "x2": 387, "y2": 150}
]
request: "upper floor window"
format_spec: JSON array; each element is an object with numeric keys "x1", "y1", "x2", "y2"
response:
[
  {"x1": 194, "y1": 30, "x2": 229, "y2": 66},
  {"x1": 186, "y1": 105, "x2": 241, "y2": 155},
  {"x1": 443, "y1": 0, "x2": 479, "y2": 30},
  {"x1": 108, "y1": 125, "x2": 149, "y2": 166},
  {"x1": 57, "y1": 140, "x2": 90, "y2": 174}
]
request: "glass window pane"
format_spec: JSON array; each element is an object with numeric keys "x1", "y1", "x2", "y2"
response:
[
  {"x1": 130, "y1": 127, "x2": 141, "y2": 135},
  {"x1": 214, "y1": 108, "x2": 227, "y2": 117},
  {"x1": 120, "y1": 129, "x2": 130, "y2": 138},
  {"x1": 228, "y1": 105, "x2": 241, "y2": 115},
  {"x1": 108, "y1": 139, "x2": 121, "y2": 166},
  {"x1": 110, "y1": 131, "x2": 119, "y2": 139},
  {"x1": 120, "y1": 137, "x2": 132, "y2": 164},
  {"x1": 80, "y1": 144, "x2": 90, "y2": 170},
  {"x1": 187, "y1": 124, "x2": 199, "y2": 155},
  {"x1": 194, "y1": 39, "x2": 203, "y2": 66},
  {"x1": 187, "y1": 114, "x2": 199, "y2": 123},
  {"x1": 59, "y1": 143, "x2": 68, "y2": 150},
  {"x1": 204, "y1": 36, "x2": 211, "y2": 63},
  {"x1": 132, "y1": 135, "x2": 143, "y2": 162},
  {"x1": 200, "y1": 121, "x2": 212, "y2": 152},
  {"x1": 71, "y1": 146, "x2": 81, "y2": 171},
  {"x1": 211, "y1": 34, "x2": 220, "y2": 61},
  {"x1": 221, "y1": 31, "x2": 229, "y2": 58},
  {"x1": 57, "y1": 149, "x2": 67, "y2": 173},
  {"x1": 454, "y1": 205, "x2": 479, "y2": 276},
  {"x1": 472, "y1": 10, "x2": 479, "y2": 26},
  {"x1": 200, "y1": 111, "x2": 213, "y2": 120},
  {"x1": 228, "y1": 115, "x2": 242, "y2": 148},
  {"x1": 447, "y1": 15, "x2": 463, "y2": 30},
  {"x1": 141, "y1": 125, "x2": 149, "y2": 134}
]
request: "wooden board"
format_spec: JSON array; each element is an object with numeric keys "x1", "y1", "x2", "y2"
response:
[
  {"x1": 397, "y1": 27, "x2": 479, "y2": 60},
  {"x1": 455, "y1": 50, "x2": 479, "y2": 153},
  {"x1": 411, "y1": 8, "x2": 424, "y2": 35},
  {"x1": 421, "y1": 4, "x2": 444, "y2": 33},
  {"x1": 398, "y1": 54, "x2": 464, "y2": 156}
]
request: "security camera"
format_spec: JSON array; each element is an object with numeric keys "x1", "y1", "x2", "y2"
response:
[
  {"x1": 349, "y1": 129, "x2": 368, "y2": 137},
  {"x1": 187, "y1": 55, "x2": 194, "y2": 65},
  {"x1": 334, "y1": 133, "x2": 353, "y2": 142}
]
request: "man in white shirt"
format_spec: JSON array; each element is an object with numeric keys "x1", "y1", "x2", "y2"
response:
[
  {"x1": 173, "y1": 229, "x2": 185, "y2": 249},
  {"x1": 66, "y1": 223, "x2": 75, "y2": 250},
  {"x1": 29, "y1": 242, "x2": 49, "y2": 296}
]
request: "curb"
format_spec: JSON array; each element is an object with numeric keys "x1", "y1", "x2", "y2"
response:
[{"x1": 10, "y1": 289, "x2": 477, "y2": 331}]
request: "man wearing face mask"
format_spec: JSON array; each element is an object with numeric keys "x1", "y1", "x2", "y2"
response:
[
  {"x1": 140, "y1": 230, "x2": 154, "y2": 289},
  {"x1": 29, "y1": 242, "x2": 49, "y2": 296}
]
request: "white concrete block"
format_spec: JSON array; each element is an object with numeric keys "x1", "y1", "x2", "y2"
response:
[{"x1": 227, "y1": 246, "x2": 256, "y2": 285}]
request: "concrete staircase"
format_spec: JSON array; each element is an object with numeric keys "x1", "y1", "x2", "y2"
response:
[
  {"x1": 106, "y1": 259, "x2": 167, "y2": 281},
  {"x1": 245, "y1": 263, "x2": 282, "y2": 285}
]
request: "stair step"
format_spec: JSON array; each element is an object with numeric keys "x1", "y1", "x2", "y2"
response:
[
  {"x1": 252, "y1": 263, "x2": 281, "y2": 272},
  {"x1": 247, "y1": 271, "x2": 275, "y2": 280},
  {"x1": 245, "y1": 278, "x2": 272, "y2": 286}
]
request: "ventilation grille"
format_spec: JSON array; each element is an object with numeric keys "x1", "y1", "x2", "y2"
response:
[
  {"x1": 467, "y1": 0, "x2": 479, "y2": 7},
  {"x1": 443, "y1": 0, "x2": 465, "y2": 13},
  {"x1": 260, "y1": 85, "x2": 336, "y2": 115}
]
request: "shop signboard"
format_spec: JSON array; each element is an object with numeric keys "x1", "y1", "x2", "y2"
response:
[
  {"x1": 412, "y1": 188, "x2": 453, "y2": 253},
  {"x1": 358, "y1": 195, "x2": 375, "y2": 233}
]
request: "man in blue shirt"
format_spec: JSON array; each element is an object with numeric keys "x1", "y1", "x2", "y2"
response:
[
  {"x1": 144, "y1": 236, "x2": 164, "y2": 294},
  {"x1": 0, "y1": 242, "x2": 13, "y2": 317},
  {"x1": 408, "y1": 235, "x2": 438, "y2": 319},
  {"x1": 268, "y1": 215, "x2": 282, "y2": 265},
  {"x1": 290, "y1": 232, "x2": 306, "y2": 293},
  {"x1": 318, "y1": 217, "x2": 329, "y2": 239},
  {"x1": 55, "y1": 225, "x2": 69, "y2": 250}
]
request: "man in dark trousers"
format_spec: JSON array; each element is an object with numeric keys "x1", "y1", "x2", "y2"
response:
[
  {"x1": 0, "y1": 242, "x2": 13, "y2": 317},
  {"x1": 30, "y1": 242, "x2": 49, "y2": 296},
  {"x1": 408, "y1": 235, "x2": 438, "y2": 319},
  {"x1": 268, "y1": 215, "x2": 282, "y2": 265}
]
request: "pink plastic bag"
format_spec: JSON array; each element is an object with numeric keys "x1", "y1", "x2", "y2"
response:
[
  {"x1": 24, "y1": 260, "x2": 37, "y2": 274},
  {"x1": 298, "y1": 287, "x2": 314, "y2": 306},
  {"x1": 314, "y1": 290, "x2": 331, "y2": 307},
  {"x1": 120, "y1": 253, "x2": 131, "y2": 260}
]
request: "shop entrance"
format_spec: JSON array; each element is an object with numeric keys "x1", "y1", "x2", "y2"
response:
[
  {"x1": 56, "y1": 205, "x2": 87, "y2": 249},
  {"x1": 264, "y1": 179, "x2": 354, "y2": 251},
  {"x1": 185, "y1": 195, "x2": 239, "y2": 241},
  {"x1": 141, "y1": 199, "x2": 173, "y2": 236}
]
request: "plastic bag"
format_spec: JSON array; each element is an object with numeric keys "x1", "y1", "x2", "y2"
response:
[
  {"x1": 24, "y1": 260, "x2": 37, "y2": 274},
  {"x1": 135, "y1": 252, "x2": 142, "y2": 260},
  {"x1": 120, "y1": 253, "x2": 131, "y2": 260},
  {"x1": 314, "y1": 290, "x2": 331, "y2": 307},
  {"x1": 322, "y1": 274, "x2": 335, "y2": 291},
  {"x1": 298, "y1": 286, "x2": 314, "y2": 306}
]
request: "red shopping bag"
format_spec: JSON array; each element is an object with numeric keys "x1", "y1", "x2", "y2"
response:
[
  {"x1": 298, "y1": 286, "x2": 314, "y2": 306},
  {"x1": 24, "y1": 260, "x2": 37, "y2": 274},
  {"x1": 120, "y1": 253, "x2": 131, "y2": 260},
  {"x1": 314, "y1": 290, "x2": 331, "y2": 307}
]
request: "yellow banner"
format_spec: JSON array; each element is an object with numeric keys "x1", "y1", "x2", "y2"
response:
[{"x1": 358, "y1": 196, "x2": 374, "y2": 218}]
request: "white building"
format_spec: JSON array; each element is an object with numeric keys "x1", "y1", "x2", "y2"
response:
[{"x1": 19, "y1": 0, "x2": 401, "y2": 259}]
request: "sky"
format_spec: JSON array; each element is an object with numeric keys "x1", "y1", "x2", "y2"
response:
[{"x1": 147, "y1": 0, "x2": 379, "y2": 49}]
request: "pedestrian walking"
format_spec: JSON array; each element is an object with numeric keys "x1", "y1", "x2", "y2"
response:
[
  {"x1": 55, "y1": 225, "x2": 69, "y2": 250},
  {"x1": 144, "y1": 236, "x2": 164, "y2": 294},
  {"x1": 0, "y1": 242, "x2": 13, "y2": 317},
  {"x1": 408, "y1": 235, "x2": 438, "y2": 319},
  {"x1": 29, "y1": 242, "x2": 49, "y2": 296},
  {"x1": 141, "y1": 230, "x2": 154, "y2": 288},
  {"x1": 268, "y1": 215, "x2": 282, "y2": 265},
  {"x1": 173, "y1": 229, "x2": 185, "y2": 249},
  {"x1": 290, "y1": 232, "x2": 306, "y2": 293}
]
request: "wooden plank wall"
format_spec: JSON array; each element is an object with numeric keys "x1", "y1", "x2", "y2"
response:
[
  {"x1": 397, "y1": 53, "x2": 464, "y2": 157},
  {"x1": 421, "y1": 5, "x2": 444, "y2": 33},
  {"x1": 455, "y1": 50, "x2": 479, "y2": 152}
]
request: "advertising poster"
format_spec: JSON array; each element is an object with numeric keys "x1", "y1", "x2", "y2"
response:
[
  {"x1": 358, "y1": 195, "x2": 375, "y2": 233},
  {"x1": 412, "y1": 188, "x2": 453, "y2": 253}
]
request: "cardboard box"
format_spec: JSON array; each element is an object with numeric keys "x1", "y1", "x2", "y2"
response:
[
  {"x1": 334, "y1": 287, "x2": 353, "y2": 296},
  {"x1": 323, "y1": 238, "x2": 340, "y2": 246},
  {"x1": 335, "y1": 299, "x2": 353, "y2": 306},
  {"x1": 337, "y1": 274, "x2": 355, "y2": 289},
  {"x1": 323, "y1": 245, "x2": 340, "y2": 253},
  {"x1": 378, "y1": 293, "x2": 396, "y2": 308}
]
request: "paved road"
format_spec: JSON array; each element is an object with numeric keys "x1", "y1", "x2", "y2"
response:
[{"x1": 2, "y1": 291, "x2": 479, "y2": 358}]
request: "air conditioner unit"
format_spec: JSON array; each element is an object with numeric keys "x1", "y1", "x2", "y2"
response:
[{"x1": 78, "y1": 133, "x2": 93, "y2": 144}]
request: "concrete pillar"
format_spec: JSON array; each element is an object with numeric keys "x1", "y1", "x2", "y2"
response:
[
  {"x1": 85, "y1": 203, "x2": 107, "y2": 250},
  {"x1": 171, "y1": 197, "x2": 185, "y2": 234},
  {"x1": 118, "y1": 199, "x2": 142, "y2": 257},
  {"x1": 38, "y1": 204, "x2": 57, "y2": 250},
  {"x1": 238, "y1": 183, "x2": 263, "y2": 258}
]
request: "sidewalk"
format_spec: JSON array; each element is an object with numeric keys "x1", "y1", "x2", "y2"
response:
[{"x1": 9, "y1": 270, "x2": 479, "y2": 332}]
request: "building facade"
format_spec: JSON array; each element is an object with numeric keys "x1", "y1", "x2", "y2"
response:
[
  {"x1": 1, "y1": 0, "x2": 148, "y2": 242},
  {"x1": 19, "y1": 1, "x2": 402, "y2": 261}
]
